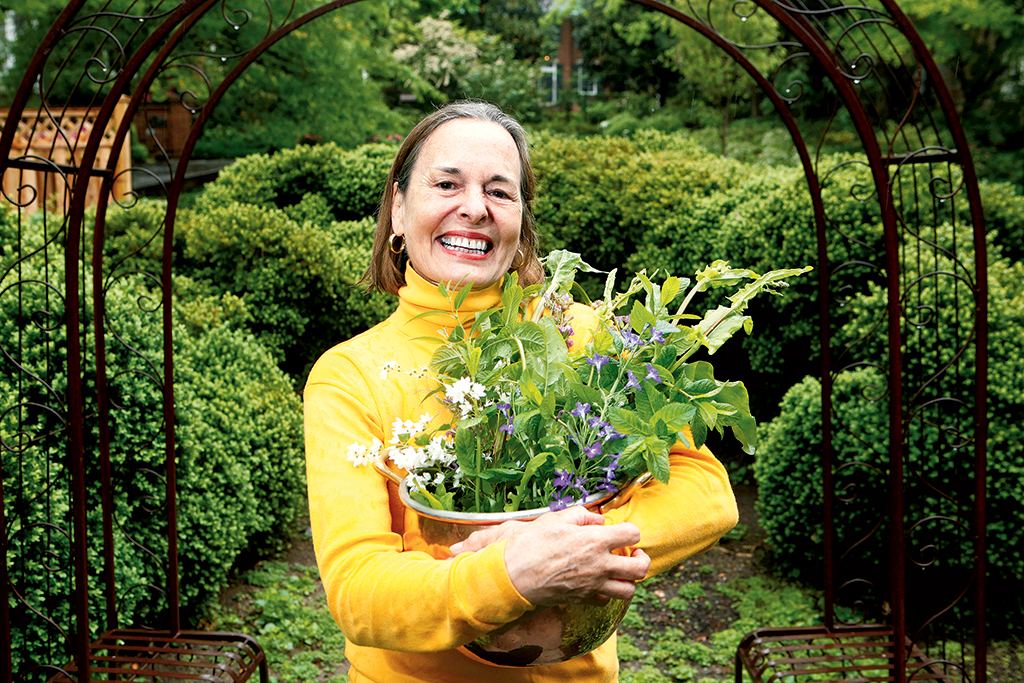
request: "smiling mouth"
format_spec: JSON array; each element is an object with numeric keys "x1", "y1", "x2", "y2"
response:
[{"x1": 439, "y1": 235, "x2": 492, "y2": 256}]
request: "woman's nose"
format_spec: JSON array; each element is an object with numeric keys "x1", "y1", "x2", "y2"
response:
[{"x1": 459, "y1": 188, "x2": 488, "y2": 223}]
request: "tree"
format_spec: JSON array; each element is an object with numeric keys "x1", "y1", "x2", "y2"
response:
[
  {"x1": 663, "y1": 2, "x2": 782, "y2": 154},
  {"x1": 1, "y1": 1, "x2": 410, "y2": 155}
]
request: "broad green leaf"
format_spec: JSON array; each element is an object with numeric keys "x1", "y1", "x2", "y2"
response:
[
  {"x1": 698, "y1": 401, "x2": 719, "y2": 430},
  {"x1": 629, "y1": 298, "x2": 657, "y2": 333},
  {"x1": 681, "y1": 360, "x2": 716, "y2": 382},
  {"x1": 661, "y1": 276, "x2": 682, "y2": 309},
  {"x1": 643, "y1": 436, "x2": 671, "y2": 483},
  {"x1": 653, "y1": 403, "x2": 697, "y2": 431},
  {"x1": 715, "y1": 381, "x2": 757, "y2": 454},
  {"x1": 540, "y1": 391, "x2": 557, "y2": 420},
  {"x1": 478, "y1": 468, "x2": 522, "y2": 483},
  {"x1": 455, "y1": 429, "x2": 477, "y2": 475},
  {"x1": 569, "y1": 381, "x2": 603, "y2": 407},
  {"x1": 635, "y1": 381, "x2": 667, "y2": 421},
  {"x1": 540, "y1": 317, "x2": 570, "y2": 389},
  {"x1": 507, "y1": 453, "x2": 553, "y2": 511},
  {"x1": 542, "y1": 250, "x2": 601, "y2": 295},
  {"x1": 608, "y1": 406, "x2": 650, "y2": 436},
  {"x1": 698, "y1": 307, "x2": 750, "y2": 355}
]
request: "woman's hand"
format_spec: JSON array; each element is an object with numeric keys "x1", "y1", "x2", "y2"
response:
[{"x1": 449, "y1": 507, "x2": 651, "y2": 607}]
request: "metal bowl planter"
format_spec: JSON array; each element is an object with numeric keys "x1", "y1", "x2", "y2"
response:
[{"x1": 375, "y1": 458, "x2": 650, "y2": 667}]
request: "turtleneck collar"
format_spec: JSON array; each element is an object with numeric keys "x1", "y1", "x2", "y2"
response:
[{"x1": 393, "y1": 265, "x2": 503, "y2": 338}]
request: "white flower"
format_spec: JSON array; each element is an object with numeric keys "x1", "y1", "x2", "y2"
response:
[
  {"x1": 426, "y1": 435, "x2": 455, "y2": 465},
  {"x1": 379, "y1": 360, "x2": 397, "y2": 381},
  {"x1": 346, "y1": 442, "x2": 371, "y2": 467},
  {"x1": 391, "y1": 445, "x2": 428, "y2": 472}
]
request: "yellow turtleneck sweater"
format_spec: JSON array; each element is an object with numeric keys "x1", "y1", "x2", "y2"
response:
[{"x1": 303, "y1": 267, "x2": 738, "y2": 683}]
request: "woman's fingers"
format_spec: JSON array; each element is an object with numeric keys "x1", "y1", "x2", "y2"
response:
[
  {"x1": 449, "y1": 507, "x2": 607, "y2": 555},
  {"x1": 447, "y1": 508, "x2": 650, "y2": 607},
  {"x1": 502, "y1": 519, "x2": 647, "y2": 606},
  {"x1": 449, "y1": 519, "x2": 526, "y2": 556}
]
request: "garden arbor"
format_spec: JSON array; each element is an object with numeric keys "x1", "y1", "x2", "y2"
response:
[{"x1": 1, "y1": 1, "x2": 988, "y2": 682}]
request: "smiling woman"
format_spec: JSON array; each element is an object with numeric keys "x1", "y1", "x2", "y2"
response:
[
  {"x1": 303, "y1": 100, "x2": 738, "y2": 683},
  {"x1": 359, "y1": 100, "x2": 546, "y2": 294},
  {"x1": 390, "y1": 118, "x2": 524, "y2": 289}
]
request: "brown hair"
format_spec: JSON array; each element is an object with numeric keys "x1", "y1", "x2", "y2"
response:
[{"x1": 359, "y1": 100, "x2": 544, "y2": 295}]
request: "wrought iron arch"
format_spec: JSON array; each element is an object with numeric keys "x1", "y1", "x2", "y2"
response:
[{"x1": 1, "y1": 1, "x2": 988, "y2": 682}]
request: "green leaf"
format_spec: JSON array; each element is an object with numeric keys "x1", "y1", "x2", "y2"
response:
[
  {"x1": 629, "y1": 298, "x2": 657, "y2": 333},
  {"x1": 507, "y1": 452, "x2": 552, "y2": 512},
  {"x1": 698, "y1": 401, "x2": 719, "y2": 430},
  {"x1": 661, "y1": 276, "x2": 682, "y2": 309},
  {"x1": 643, "y1": 436, "x2": 670, "y2": 483},
  {"x1": 569, "y1": 381, "x2": 603, "y2": 407},
  {"x1": 608, "y1": 406, "x2": 651, "y2": 436},
  {"x1": 653, "y1": 403, "x2": 697, "y2": 431},
  {"x1": 478, "y1": 468, "x2": 522, "y2": 483},
  {"x1": 635, "y1": 381, "x2": 667, "y2": 421},
  {"x1": 542, "y1": 249, "x2": 601, "y2": 295},
  {"x1": 454, "y1": 428, "x2": 477, "y2": 475},
  {"x1": 451, "y1": 282, "x2": 473, "y2": 311},
  {"x1": 716, "y1": 381, "x2": 757, "y2": 454}
]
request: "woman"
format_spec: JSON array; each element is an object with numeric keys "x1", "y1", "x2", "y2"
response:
[{"x1": 304, "y1": 101, "x2": 738, "y2": 682}]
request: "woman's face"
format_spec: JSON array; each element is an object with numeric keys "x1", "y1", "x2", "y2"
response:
[{"x1": 392, "y1": 119, "x2": 523, "y2": 290}]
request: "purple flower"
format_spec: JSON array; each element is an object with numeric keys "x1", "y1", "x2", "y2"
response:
[
  {"x1": 625, "y1": 369, "x2": 642, "y2": 392},
  {"x1": 588, "y1": 416, "x2": 607, "y2": 429},
  {"x1": 602, "y1": 454, "x2": 621, "y2": 478},
  {"x1": 645, "y1": 363, "x2": 662, "y2": 384},
  {"x1": 553, "y1": 469, "x2": 574, "y2": 489},
  {"x1": 602, "y1": 424, "x2": 624, "y2": 441},
  {"x1": 499, "y1": 422, "x2": 514, "y2": 435},
  {"x1": 549, "y1": 494, "x2": 574, "y2": 511},
  {"x1": 571, "y1": 401, "x2": 591, "y2": 418},
  {"x1": 650, "y1": 327, "x2": 666, "y2": 344},
  {"x1": 587, "y1": 353, "x2": 610, "y2": 371},
  {"x1": 584, "y1": 441, "x2": 603, "y2": 459},
  {"x1": 621, "y1": 328, "x2": 643, "y2": 349},
  {"x1": 596, "y1": 481, "x2": 619, "y2": 493}
]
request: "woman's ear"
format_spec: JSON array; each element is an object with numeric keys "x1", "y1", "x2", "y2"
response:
[{"x1": 391, "y1": 182, "x2": 405, "y2": 236}]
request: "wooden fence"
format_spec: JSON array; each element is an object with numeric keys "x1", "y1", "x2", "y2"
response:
[{"x1": 1, "y1": 96, "x2": 132, "y2": 215}]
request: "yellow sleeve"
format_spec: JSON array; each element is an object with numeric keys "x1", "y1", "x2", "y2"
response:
[
  {"x1": 602, "y1": 436, "x2": 739, "y2": 579},
  {"x1": 304, "y1": 363, "x2": 533, "y2": 652}
]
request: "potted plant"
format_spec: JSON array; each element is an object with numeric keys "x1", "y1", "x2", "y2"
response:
[{"x1": 353, "y1": 250, "x2": 811, "y2": 665}]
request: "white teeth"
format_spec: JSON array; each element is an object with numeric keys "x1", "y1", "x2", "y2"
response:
[{"x1": 441, "y1": 235, "x2": 490, "y2": 253}]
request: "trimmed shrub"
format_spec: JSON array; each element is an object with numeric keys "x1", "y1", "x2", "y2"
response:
[
  {"x1": 176, "y1": 202, "x2": 393, "y2": 380},
  {"x1": 194, "y1": 142, "x2": 395, "y2": 222},
  {"x1": 755, "y1": 242, "x2": 1024, "y2": 626},
  {"x1": 532, "y1": 131, "x2": 742, "y2": 285},
  {"x1": 3, "y1": 220, "x2": 306, "y2": 665}
]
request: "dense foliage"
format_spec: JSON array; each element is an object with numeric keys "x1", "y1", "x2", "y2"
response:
[
  {"x1": 2, "y1": 213, "x2": 306, "y2": 665},
  {"x1": 755, "y1": 240, "x2": 1024, "y2": 624}
]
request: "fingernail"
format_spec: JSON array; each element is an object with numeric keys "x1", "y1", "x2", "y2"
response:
[{"x1": 450, "y1": 543, "x2": 463, "y2": 554}]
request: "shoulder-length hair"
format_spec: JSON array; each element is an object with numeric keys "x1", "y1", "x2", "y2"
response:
[{"x1": 359, "y1": 100, "x2": 544, "y2": 295}]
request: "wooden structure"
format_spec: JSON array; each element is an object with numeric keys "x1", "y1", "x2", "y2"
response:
[
  {"x1": 1, "y1": 1, "x2": 987, "y2": 683},
  {"x1": 1, "y1": 97, "x2": 132, "y2": 214}
]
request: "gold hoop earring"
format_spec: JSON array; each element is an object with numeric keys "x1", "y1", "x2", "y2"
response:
[
  {"x1": 389, "y1": 233, "x2": 403, "y2": 254},
  {"x1": 510, "y1": 248, "x2": 525, "y2": 270}
]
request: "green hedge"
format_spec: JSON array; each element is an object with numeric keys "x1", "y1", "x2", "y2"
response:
[
  {"x1": 167, "y1": 144, "x2": 397, "y2": 381},
  {"x1": 2, "y1": 223, "x2": 305, "y2": 667},
  {"x1": 194, "y1": 142, "x2": 396, "y2": 222},
  {"x1": 755, "y1": 242, "x2": 1024, "y2": 625}
]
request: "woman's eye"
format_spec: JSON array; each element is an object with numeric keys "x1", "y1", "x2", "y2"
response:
[
  {"x1": 438, "y1": 180, "x2": 456, "y2": 190},
  {"x1": 489, "y1": 189, "x2": 511, "y2": 199}
]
